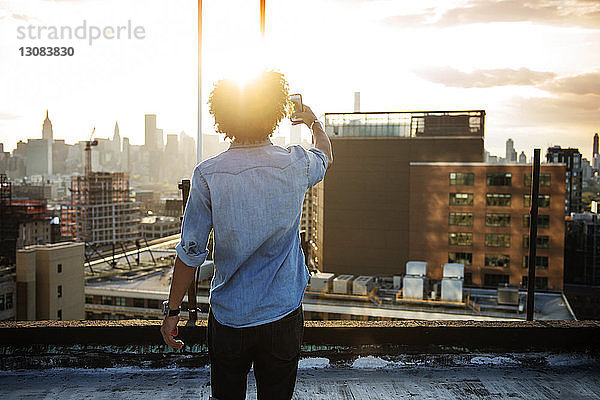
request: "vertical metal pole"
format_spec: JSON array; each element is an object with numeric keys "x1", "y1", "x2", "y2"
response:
[
  {"x1": 260, "y1": 0, "x2": 266, "y2": 37},
  {"x1": 526, "y1": 149, "x2": 540, "y2": 321},
  {"x1": 197, "y1": 0, "x2": 203, "y2": 164},
  {"x1": 179, "y1": 179, "x2": 197, "y2": 323},
  {"x1": 593, "y1": 214, "x2": 597, "y2": 285}
]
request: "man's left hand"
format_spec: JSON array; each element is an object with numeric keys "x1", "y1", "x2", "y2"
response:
[{"x1": 160, "y1": 315, "x2": 184, "y2": 349}]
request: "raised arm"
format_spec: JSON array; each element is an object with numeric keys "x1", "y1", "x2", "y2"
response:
[{"x1": 293, "y1": 104, "x2": 333, "y2": 167}]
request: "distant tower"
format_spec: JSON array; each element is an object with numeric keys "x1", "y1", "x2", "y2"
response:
[
  {"x1": 144, "y1": 114, "x2": 157, "y2": 150},
  {"x1": 518, "y1": 151, "x2": 527, "y2": 164},
  {"x1": 354, "y1": 92, "x2": 360, "y2": 113},
  {"x1": 42, "y1": 110, "x2": 53, "y2": 141},
  {"x1": 113, "y1": 122, "x2": 121, "y2": 151},
  {"x1": 505, "y1": 139, "x2": 517, "y2": 162},
  {"x1": 112, "y1": 122, "x2": 122, "y2": 169},
  {"x1": 593, "y1": 133, "x2": 598, "y2": 157},
  {"x1": 40, "y1": 110, "x2": 53, "y2": 175}
]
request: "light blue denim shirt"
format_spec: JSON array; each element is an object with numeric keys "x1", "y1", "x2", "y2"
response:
[{"x1": 175, "y1": 139, "x2": 328, "y2": 328}]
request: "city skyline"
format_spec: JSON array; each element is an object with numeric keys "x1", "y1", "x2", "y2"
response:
[{"x1": 0, "y1": 0, "x2": 599, "y2": 158}]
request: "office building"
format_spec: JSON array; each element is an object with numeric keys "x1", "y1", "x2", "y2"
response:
[
  {"x1": 144, "y1": 114, "x2": 157, "y2": 151},
  {"x1": 594, "y1": 133, "x2": 598, "y2": 158},
  {"x1": 546, "y1": 146, "x2": 582, "y2": 214},
  {"x1": 26, "y1": 139, "x2": 52, "y2": 176},
  {"x1": 565, "y1": 213, "x2": 600, "y2": 286},
  {"x1": 313, "y1": 110, "x2": 485, "y2": 276},
  {"x1": 519, "y1": 151, "x2": 527, "y2": 164},
  {"x1": 409, "y1": 163, "x2": 566, "y2": 291},
  {"x1": 506, "y1": 139, "x2": 517, "y2": 163},
  {"x1": 141, "y1": 216, "x2": 180, "y2": 240},
  {"x1": 16, "y1": 242, "x2": 85, "y2": 321}
]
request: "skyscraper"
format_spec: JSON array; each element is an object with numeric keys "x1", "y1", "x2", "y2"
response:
[
  {"x1": 518, "y1": 151, "x2": 527, "y2": 164},
  {"x1": 144, "y1": 114, "x2": 157, "y2": 150},
  {"x1": 505, "y1": 138, "x2": 517, "y2": 163},
  {"x1": 546, "y1": 146, "x2": 582, "y2": 214},
  {"x1": 593, "y1": 133, "x2": 598, "y2": 158},
  {"x1": 42, "y1": 110, "x2": 53, "y2": 141}
]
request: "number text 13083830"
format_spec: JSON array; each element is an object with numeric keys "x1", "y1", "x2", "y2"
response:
[{"x1": 19, "y1": 47, "x2": 75, "y2": 56}]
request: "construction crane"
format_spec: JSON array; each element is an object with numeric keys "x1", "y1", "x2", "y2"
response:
[{"x1": 84, "y1": 127, "x2": 98, "y2": 176}]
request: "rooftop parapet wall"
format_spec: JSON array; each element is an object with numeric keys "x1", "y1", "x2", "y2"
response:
[{"x1": 0, "y1": 320, "x2": 598, "y2": 370}]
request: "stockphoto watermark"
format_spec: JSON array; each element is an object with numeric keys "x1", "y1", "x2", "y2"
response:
[{"x1": 16, "y1": 20, "x2": 146, "y2": 46}]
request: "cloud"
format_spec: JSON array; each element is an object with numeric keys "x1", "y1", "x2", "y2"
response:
[
  {"x1": 11, "y1": 13, "x2": 30, "y2": 21},
  {"x1": 501, "y1": 93, "x2": 600, "y2": 129},
  {"x1": 414, "y1": 66, "x2": 556, "y2": 88},
  {"x1": 384, "y1": 0, "x2": 600, "y2": 29},
  {"x1": 0, "y1": 112, "x2": 22, "y2": 120},
  {"x1": 543, "y1": 71, "x2": 600, "y2": 95}
]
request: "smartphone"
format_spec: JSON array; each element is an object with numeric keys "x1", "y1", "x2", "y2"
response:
[{"x1": 289, "y1": 94, "x2": 303, "y2": 123}]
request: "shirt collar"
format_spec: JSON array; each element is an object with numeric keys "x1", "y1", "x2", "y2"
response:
[{"x1": 229, "y1": 138, "x2": 273, "y2": 149}]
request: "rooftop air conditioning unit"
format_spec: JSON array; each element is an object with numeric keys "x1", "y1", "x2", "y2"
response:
[
  {"x1": 333, "y1": 275, "x2": 355, "y2": 294},
  {"x1": 441, "y1": 278, "x2": 463, "y2": 302},
  {"x1": 497, "y1": 284, "x2": 519, "y2": 306},
  {"x1": 403, "y1": 275, "x2": 428, "y2": 299},
  {"x1": 406, "y1": 261, "x2": 427, "y2": 276},
  {"x1": 353, "y1": 276, "x2": 376, "y2": 296},
  {"x1": 310, "y1": 272, "x2": 335, "y2": 293},
  {"x1": 443, "y1": 263, "x2": 465, "y2": 279}
]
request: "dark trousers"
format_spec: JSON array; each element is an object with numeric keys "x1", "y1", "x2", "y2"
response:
[{"x1": 208, "y1": 306, "x2": 304, "y2": 400}]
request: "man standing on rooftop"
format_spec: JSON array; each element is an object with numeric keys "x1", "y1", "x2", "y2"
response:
[{"x1": 160, "y1": 70, "x2": 333, "y2": 399}]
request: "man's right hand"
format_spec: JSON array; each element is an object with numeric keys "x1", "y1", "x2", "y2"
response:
[{"x1": 160, "y1": 315, "x2": 184, "y2": 349}]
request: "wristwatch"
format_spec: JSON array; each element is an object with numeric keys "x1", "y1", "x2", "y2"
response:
[
  {"x1": 162, "y1": 300, "x2": 181, "y2": 317},
  {"x1": 309, "y1": 119, "x2": 321, "y2": 130}
]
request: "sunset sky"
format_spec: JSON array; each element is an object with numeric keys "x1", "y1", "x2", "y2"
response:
[{"x1": 0, "y1": 0, "x2": 599, "y2": 159}]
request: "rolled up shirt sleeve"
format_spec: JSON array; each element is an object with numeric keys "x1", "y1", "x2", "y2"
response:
[
  {"x1": 307, "y1": 147, "x2": 328, "y2": 188},
  {"x1": 175, "y1": 167, "x2": 212, "y2": 267}
]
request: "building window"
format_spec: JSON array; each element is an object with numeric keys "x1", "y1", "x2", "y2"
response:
[
  {"x1": 449, "y1": 193, "x2": 473, "y2": 206},
  {"x1": 524, "y1": 194, "x2": 550, "y2": 208},
  {"x1": 147, "y1": 299, "x2": 160, "y2": 309},
  {"x1": 484, "y1": 274, "x2": 510, "y2": 287},
  {"x1": 448, "y1": 252, "x2": 472, "y2": 266},
  {"x1": 486, "y1": 193, "x2": 511, "y2": 207},
  {"x1": 57, "y1": 309, "x2": 62, "y2": 320},
  {"x1": 485, "y1": 254, "x2": 510, "y2": 268},
  {"x1": 487, "y1": 173, "x2": 512, "y2": 186},
  {"x1": 522, "y1": 276, "x2": 548, "y2": 290},
  {"x1": 464, "y1": 272, "x2": 473, "y2": 286},
  {"x1": 57, "y1": 285, "x2": 62, "y2": 298},
  {"x1": 115, "y1": 297, "x2": 126, "y2": 306},
  {"x1": 485, "y1": 234, "x2": 511, "y2": 248},
  {"x1": 523, "y1": 215, "x2": 550, "y2": 229},
  {"x1": 524, "y1": 173, "x2": 551, "y2": 187},
  {"x1": 485, "y1": 213, "x2": 511, "y2": 227},
  {"x1": 522, "y1": 235, "x2": 550, "y2": 249},
  {"x1": 449, "y1": 172, "x2": 474, "y2": 186},
  {"x1": 133, "y1": 298, "x2": 145, "y2": 308},
  {"x1": 449, "y1": 212, "x2": 473, "y2": 226},
  {"x1": 0, "y1": 295, "x2": 4, "y2": 311},
  {"x1": 85, "y1": 295, "x2": 94, "y2": 304},
  {"x1": 6, "y1": 293, "x2": 13, "y2": 309},
  {"x1": 448, "y1": 232, "x2": 473, "y2": 246},
  {"x1": 57, "y1": 263, "x2": 62, "y2": 273},
  {"x1": 102, "y1": 296, "x2": 113, "y2": 305},
  {"x1": 522, "y1": 256, "x2": 549, "y2": 269}
]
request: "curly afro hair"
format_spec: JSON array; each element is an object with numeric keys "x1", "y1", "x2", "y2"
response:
[{"x1": 208, "y1": 70, "x2": 292, "y2": 143}]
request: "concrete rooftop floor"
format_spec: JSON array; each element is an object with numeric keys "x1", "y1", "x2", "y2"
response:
[{"x1": 1, "y1": 359, "x2": 599, "y2": 400}]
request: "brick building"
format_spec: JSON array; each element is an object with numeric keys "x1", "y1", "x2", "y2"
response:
[{"x1": 408, "y1": 163, "x2": 566, "y2": 291}]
